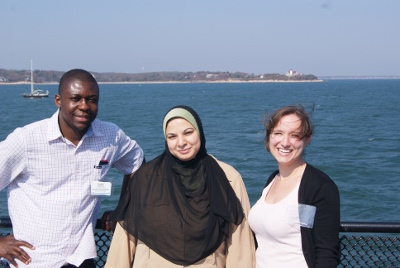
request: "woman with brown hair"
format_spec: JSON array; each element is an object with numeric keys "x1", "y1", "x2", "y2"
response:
[{"x1": 249, "y1": 105, "x2": 340, "y2": 268}]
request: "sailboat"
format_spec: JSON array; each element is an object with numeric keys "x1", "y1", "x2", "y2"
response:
[{"x1": 21, "y1": 60, "x2": 49, "y2": 98}]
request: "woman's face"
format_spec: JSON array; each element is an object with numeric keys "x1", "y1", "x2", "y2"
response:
[
  {"x1": 269, "y1": 114, "x2": 311, "y2": 166},
  {"x1": 166, "y1": 118, "x2": 201, "y2": 161}
]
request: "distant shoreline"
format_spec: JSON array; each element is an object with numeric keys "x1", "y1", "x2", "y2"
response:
[{"x1": 0, "y1": 79, "x2": 324, "y2": 85}]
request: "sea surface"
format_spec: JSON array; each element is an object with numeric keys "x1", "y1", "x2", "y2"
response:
[{"x1": 0, "y1": 79, "x2": 399, "y2": 222}]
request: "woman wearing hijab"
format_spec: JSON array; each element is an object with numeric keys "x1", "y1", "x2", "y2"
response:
[{"x1": 105, "y1": 105, "x2": 255, "y2": 268}]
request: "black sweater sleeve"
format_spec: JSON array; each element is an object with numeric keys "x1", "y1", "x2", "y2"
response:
[{"x1": 299, "y1": 164, "x2": 341, "y2": 268}]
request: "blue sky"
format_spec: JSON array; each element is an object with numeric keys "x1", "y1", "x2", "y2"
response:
[{"x1": 1, "y1": 0, "x2": 399, "y2": 76}]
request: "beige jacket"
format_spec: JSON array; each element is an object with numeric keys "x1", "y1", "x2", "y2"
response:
[{"x1": 105, "y1": 158, "x2": 256, "y2": 268}]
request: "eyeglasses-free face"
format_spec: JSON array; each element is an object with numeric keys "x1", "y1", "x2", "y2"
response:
[
  {"x1": 269, "y1": 114, "x2": 311, "y2": 166},
  {"x1": 165, "y1": 118, "x2": 201, "y2": 161}
]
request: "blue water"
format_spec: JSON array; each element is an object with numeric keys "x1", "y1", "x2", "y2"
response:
[{"x1": 1, "y1": 80, "x2": 399, "y2": 222}]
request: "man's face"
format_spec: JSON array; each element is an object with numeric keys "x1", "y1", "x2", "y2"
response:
[{"x1": 55, "y1": 79, "x2": 99, "y2": 142}]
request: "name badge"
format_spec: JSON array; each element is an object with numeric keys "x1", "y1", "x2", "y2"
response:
[
  {"x1": 91, "y1": 181, "x2": 112, "y2": 196},
  {"x1": 285, "y1": 203, "x2": 316, "y2": 229},
  {"x1": 298, "y1": 204, "x2": 316, "y2": 228}
]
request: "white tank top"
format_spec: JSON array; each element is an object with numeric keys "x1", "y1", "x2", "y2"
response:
[{"x1": 248, "y1": 180, "x2": 308, "y2": 268}]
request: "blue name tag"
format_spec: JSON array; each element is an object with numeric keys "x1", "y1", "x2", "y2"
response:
[{"x1": 298, "y1": 204, "x2": 316, "y2": 228}]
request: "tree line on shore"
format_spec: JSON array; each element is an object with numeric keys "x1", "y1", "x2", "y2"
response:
[{"x1": 0, "y1": 69, "x2": 318, "y2": 83}]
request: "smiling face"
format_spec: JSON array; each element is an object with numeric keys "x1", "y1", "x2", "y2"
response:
[
  {"x1": 268, "y1": 114, "x2": 311, "y2": 167},
  {"x1": 165, "y1": 117, "x2": 201, "y2": 161},
  {"x1": 55, "y1": 79, "x2": 99, "y2": 144}
]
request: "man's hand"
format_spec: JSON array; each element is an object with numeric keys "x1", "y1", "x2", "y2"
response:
[
  {"x1": 0, "y1": 235, "x2": 34, "y2": 267},
  {"x1": 101, "y1": 211, "x2": 116, "y2": 233}
]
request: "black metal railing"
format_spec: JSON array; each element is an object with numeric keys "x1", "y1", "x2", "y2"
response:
[
  {"x1": 1, "y1": 218, "x2": 400, "y2": 267},
  {"x1": 338, "y1": 222, "x2": 400, "y2": 267}
]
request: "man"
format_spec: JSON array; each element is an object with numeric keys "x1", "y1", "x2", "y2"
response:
[{"x1": 0, "y1": 69, "x2": 144, "y2": 267}]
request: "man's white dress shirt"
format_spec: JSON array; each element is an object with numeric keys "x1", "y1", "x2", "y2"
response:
[{"x1": 0, "y1": 110, "x2": 144, "y2": 267}]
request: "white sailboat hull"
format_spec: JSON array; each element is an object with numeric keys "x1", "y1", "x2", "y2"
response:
[
  {"x1": 21, "y1": 89, "x2": 49, "y2": 98},
  {"x1": 21, "y1": 60, "x2": 49, "y2": 98}
]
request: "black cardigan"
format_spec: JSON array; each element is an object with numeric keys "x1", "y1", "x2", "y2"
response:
[{"x1": 264, "y1": 164, "x2": 340, "y2": 268}]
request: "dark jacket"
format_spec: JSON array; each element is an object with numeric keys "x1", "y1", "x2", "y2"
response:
[{"x1": 264, "y1": 164, "x2": 340, "y2": 268}]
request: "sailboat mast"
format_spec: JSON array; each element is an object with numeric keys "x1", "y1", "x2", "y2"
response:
[{"x1": 30, "y1": 60, "x2": 34, "y2": 94}]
